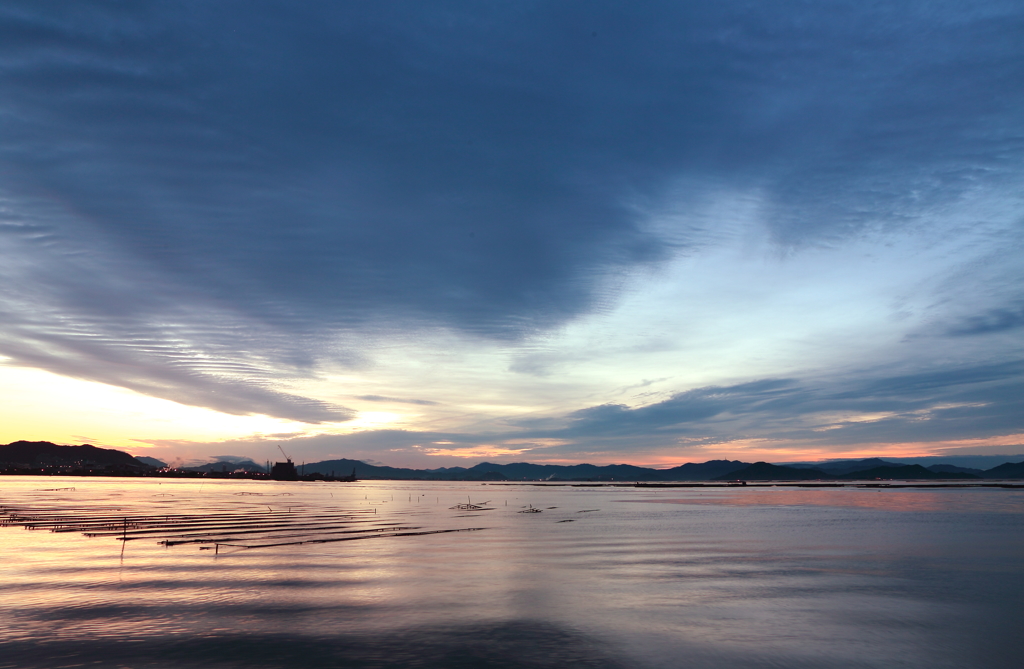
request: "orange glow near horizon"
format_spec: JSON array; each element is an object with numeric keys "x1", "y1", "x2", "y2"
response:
[
  {"x1": 417, "y1": 445, "x2": 534, "y2": 459},
  {"x1": 3, "y1": 363, "x2": 1023, "y2": 469},
  {"x1": 499, "y1": 433, "x2": 1024, "y2": 469},
  {"x1": 0, "y1": 365, "x2": 318, "y2": 451}
]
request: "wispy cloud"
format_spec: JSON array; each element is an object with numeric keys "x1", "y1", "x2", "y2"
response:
[{"x1": 356, "y1": 395, "x2": 439, "y2": 406}]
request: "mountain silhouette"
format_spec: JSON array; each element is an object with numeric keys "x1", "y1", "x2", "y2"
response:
[{"x1": 0, "y1": 441, "x2": 147, "y2": 469}]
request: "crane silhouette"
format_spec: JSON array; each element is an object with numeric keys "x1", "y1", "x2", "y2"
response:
[{"x1": 277, "y1": 444, "x2": 293, "y2": 463}]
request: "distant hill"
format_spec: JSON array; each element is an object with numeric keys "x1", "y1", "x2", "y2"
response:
[
  {"x1": 6, "y1": 440, "x2": 1021, "y2": 481},
  {"x1": 186, "y1": 459, "x2": 266, "y2": 474},
  {"x1": 838, "y1": 465, "x2": 978, "y2": 480},
  {"x1": 714, "y1": 462, "x2": 830, "y2": 481},
  {"x1": 275, "y1": 457, "x2": 1023, "y2": 482},
  {"x1": 448, "y1": 459, "x2": 750, "y2": 481},
  {"x1": 300, "y1": 458, "x2": 572, "y2": 481},
  {"x1": 0, "y1": 441, "x2": 149, "y2": 470},
  {"x1": 786, "y1": 458, "x2": 905, "y2": 475},
  {"x1": 819, "y1": 459, "x2": 905, "y2": 475},
  {"x1": 300, "y1": 458, "x2": 431, "y2": 480},
  {"x1": 463, "y1": 461, "x2": 668, "y2": 481},
  {"x1": 785, "y1": 455, "x2": 1024, "y2": 472},
  {"x1": 301, "y1": 458, "x2": 752, "y2": 481},
  {"x1": 927, "y1": 464, "x2": 984, "y2": 475},
  {"x1": 659, "y1": 460, "x2": 749, "y2": 480},
  {"x1": 887, "y1": 454, "x2": 1024, "y2": 471},
  {"x1": 980, "y1": 461, "x2": 1024, "y2": 479}
]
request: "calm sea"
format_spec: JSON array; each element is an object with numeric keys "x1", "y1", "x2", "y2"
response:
[{"x1": 1, "y1": 477, "x2": 1022, "y2": 668}]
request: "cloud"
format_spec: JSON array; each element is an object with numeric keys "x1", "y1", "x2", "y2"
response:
[
  {"x1": 143, "y1": 358, "x2": 1024, "y2": 465},
  {"x1": 945, "y1": 302, "x2": 1024, "y2": 337},
  {"x1": 514, "y1": 363, "x2": 1024, "y2": 455},
  {"x1": 4, "y1": 1, "x2": 1021, "y2": 331},
  {"x1": 561, "y1": 379, "x2": 801, "y2": 438},
  {"x1": 4, "y1": 303, "x2": 1022, "y2": 455},
  {"x1": 1, "y1": 2, "x2": 1023, "y2": 449},
  {"x1": 356, "y1": 395, "x2": 439, "y2": 406}
]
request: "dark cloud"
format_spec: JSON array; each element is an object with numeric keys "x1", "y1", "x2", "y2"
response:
[
  {"x1": 830, "y1": 360, "x2": 1024, "y2": 400},
  {"x1": 4, "y1": 1, "x2": 1022, "y2": 325},
  {"x1": 1, "y1": 2, "x2": 1023, "y2": 425},
  {"x1": 946, "y1": 302, "x2": 1024, "y2": 336}
]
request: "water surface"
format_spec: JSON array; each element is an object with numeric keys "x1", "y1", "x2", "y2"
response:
[{"x1": 2, "y1": 477, "x2": 1021, "y2": 668}]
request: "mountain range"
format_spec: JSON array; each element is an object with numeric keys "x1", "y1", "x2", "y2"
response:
[
  {"x1": 3, "y1": 441, "x2": 1023, "y2": 480},
  {"x1": 0, "y1": 441, "x2": 147, "y2": 470},
  {"x1": 297, "y1": 456, "x2": 1024, "y2": 481}
]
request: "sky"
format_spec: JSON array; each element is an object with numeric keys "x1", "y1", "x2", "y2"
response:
[{"x1": 1, "y1": 1, "x2": 1023, "y2": 468}]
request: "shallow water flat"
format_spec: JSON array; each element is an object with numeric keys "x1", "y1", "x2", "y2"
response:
[{"x1": 1, "y1": 477, "x2": 1022, "y2": 668}]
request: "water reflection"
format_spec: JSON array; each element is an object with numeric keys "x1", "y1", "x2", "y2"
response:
[
  {"x1": 0, "y1": 622, "x2": 626, "y2": 669},
  {"x1": 1, "y1": 477, "x2": 1022, "y2": 668},
  {"x1": 624, "y1": 487, "x2": 1024, "y2": 513}
]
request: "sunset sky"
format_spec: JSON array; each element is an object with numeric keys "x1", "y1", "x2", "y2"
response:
[{"x1": 2, "y1": 1, "x2": 1023, "y2": 468}]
